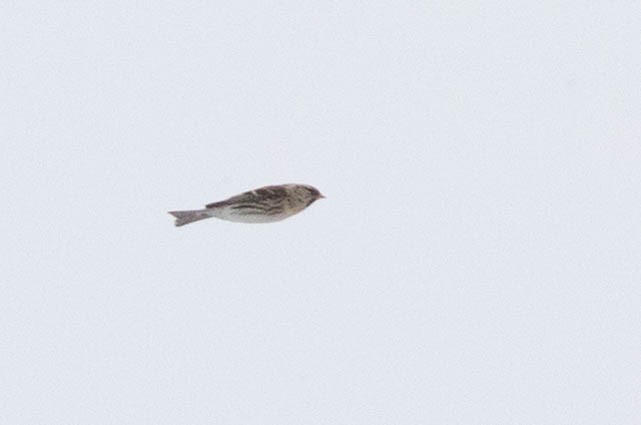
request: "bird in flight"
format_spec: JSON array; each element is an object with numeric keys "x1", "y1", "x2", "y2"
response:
[{"x1": 169, "y1": 184, "x2": 325, "y2": 227}]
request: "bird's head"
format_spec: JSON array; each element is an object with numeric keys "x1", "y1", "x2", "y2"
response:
[{"x1": 293, "y1": 184, "x2": 325, "y2": 206}]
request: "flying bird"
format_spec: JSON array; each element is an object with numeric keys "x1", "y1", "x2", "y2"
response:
[{"x1": 169, "y1": 184, "x2": 325, "y2": 227}]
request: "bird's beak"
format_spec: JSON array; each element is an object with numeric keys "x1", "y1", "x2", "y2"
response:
[{"x1": 319, "y1": 194, "x2": 326, "y2": 199}]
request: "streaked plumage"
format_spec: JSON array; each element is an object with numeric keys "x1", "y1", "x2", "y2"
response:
[{"x1": 169, "y1": 184, "x2": 324, "y2": 227}]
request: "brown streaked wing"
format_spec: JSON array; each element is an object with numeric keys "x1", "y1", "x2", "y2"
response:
[
  {"x1": 205, "y1": 185, "x2": 288, "y2": 208},
  {"x1": 205, "y1": 191, "x2": 253, "y2": 208},
  {"x1": 254, "y1": 186, "x2": 288, "y2": 200}
]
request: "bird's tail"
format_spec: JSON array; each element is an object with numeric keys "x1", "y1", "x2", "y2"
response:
[{"x1": 168, "y1": 209, "x2": 212, "y2": 227}]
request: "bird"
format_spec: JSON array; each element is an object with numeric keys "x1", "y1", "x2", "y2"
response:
[{"x1": 169, "y1": 184, "x2": 325, "y2": 227}]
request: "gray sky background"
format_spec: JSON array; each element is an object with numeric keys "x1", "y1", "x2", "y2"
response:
[{"x1": 2, "y1": 2, "x2": 640, "y2": 424}]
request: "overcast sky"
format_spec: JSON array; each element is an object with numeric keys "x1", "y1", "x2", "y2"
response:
[{"x1": 2, "y1": 2, "x2": 640, "y2": 424}]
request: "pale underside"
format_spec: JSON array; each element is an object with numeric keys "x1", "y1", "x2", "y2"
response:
[{"x1": 204, "y1": 205, "x2": 300, "y2": 223}]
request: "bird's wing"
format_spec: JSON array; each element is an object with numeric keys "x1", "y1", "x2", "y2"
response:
[
  {"x1": 205, "y1": 186, "x2": 288, "y2": 208},
  {"x1": 254, "y1": 186, "x2": 288, "y2": 199},
  {"x1": 205, "y1": 190, "x2": 258, "y2": 208}
]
